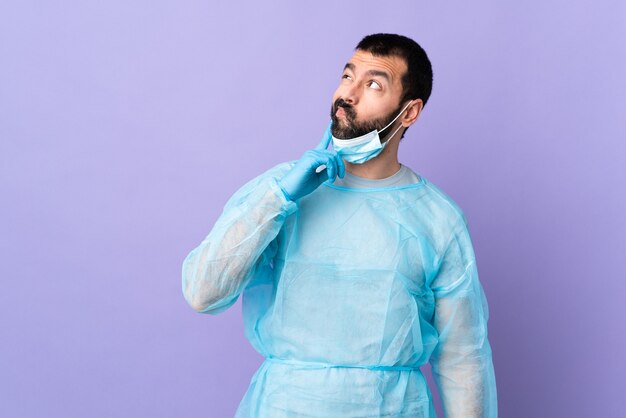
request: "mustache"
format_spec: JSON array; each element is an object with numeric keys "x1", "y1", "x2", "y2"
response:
[{"x1": 332, "y1": 98, "x2": 357, "y2": 120}]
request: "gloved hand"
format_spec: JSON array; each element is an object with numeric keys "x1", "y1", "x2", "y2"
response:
[{"x1": 278, "y1": 122, "x2": 345, "y2": 201}]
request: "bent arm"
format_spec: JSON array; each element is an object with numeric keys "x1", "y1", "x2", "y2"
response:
[{"x1": 182, "y1": 164, "x2": 296, "y2": 314}]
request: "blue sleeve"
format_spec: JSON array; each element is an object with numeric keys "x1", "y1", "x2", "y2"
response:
[
  {"x1": 429, "y1": 215, "x2": 498, "y2": 417},
  {"x1": 181, "y1": 162, "x2": 297, "y2": 315}
]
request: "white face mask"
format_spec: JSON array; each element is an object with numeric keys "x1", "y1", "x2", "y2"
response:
[{"x1": 331, "y1": 101, "x2": 413, "y2": 164}]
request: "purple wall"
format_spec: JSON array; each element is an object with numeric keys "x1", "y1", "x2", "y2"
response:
[{"x1": 2, "y1": 1, "x2": 625, "y2": 417}]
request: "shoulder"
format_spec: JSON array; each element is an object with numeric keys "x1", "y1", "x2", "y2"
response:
[
  {"x1": 420, "y1": 177, "x2": 467, "y2": 225},
  {"x1": 400, "y1": 165, "x2": 466, "y2": 222},
  {"x1": 402, "y1": 172, "x2": 469, "y2": 251}
]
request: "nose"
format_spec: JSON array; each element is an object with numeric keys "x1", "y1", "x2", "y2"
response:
[{"x1": 340, "y1": 82, "x2": 360, "y2": 106}]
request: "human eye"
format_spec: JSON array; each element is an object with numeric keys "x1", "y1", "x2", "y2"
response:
[
  {"x1": 367, "y1": 80, "x2": 382, "y2": 90},
  {"x1": 342, "y1": 73, "x2": 353, "y2": 81}
]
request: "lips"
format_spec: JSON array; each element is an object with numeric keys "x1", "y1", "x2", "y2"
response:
[{"x1": 336, "y1": 107, "x2": 346, "y2": 117}]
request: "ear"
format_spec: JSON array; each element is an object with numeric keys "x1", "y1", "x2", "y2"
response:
[{"x1": 401, "y1": 99, "x2": 424, "y2": 128}]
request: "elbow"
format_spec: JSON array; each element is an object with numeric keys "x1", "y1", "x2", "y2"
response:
[
  {"x1": 182, "y1": 250, "x2": 208, "y2": 312},
  {"x1": 181, "y1": 260, "x2": 209, "y2": 313},
  {"x1": 181, "y1": 249, "x2": 244, "y2": 315},
  {"x1": 183, "y1": 290, "x2": 209, "y2": 313},
  {"x1": 183, "y1": 287, "x2": 234, "y2": 315},
  {"x1": 181, "y1": 274, "x2": 216, "y2": 313},
  {"x1": 181, "y1": 270, "x2": 225, "y2": 314}
]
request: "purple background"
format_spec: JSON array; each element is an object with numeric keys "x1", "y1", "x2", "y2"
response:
[{"x1": 1, "y1": 1, "x2": 625, "y2": 417}]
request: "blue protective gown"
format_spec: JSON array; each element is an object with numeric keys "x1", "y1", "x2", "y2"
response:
[{"x1": 182, "y1": 162, "x2": 497, "y2": 417}]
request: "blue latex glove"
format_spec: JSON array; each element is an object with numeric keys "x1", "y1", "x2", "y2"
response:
[{"x1": 278, "y1": 122, "x2": 345, "y2": 201}]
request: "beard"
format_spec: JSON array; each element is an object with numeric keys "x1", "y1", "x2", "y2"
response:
[{"x1": 330, "y1": 98, "x2": 404, "y2": 140}]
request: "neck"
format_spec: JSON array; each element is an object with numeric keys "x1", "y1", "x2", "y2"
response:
[{"x1": 344, "y1": 134, "x2": 402, "y2": 179}]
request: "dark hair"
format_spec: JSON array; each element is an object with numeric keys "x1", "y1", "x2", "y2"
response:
[{"x1": 356, "y1": 33, "x2": 433, "y2": 107}]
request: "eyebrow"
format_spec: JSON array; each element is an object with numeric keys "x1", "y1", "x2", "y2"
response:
[{"x1": 343, "y1": 63, "x2": 391, "y2": 83}]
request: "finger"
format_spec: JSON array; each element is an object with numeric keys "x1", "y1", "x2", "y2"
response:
[
  {"x1": 315, "y1": 120, "x2": 333, "y2": 150},
  {"x1": 311, "y1": 150, "x2": 336, "y2": 182},
  {"x1": 315, "y1": 164, "x2": 327, "y2": 174},
  {"x1": 333, "y1": 152, "x2": 345, "y2": 178},
  {"x1": 323, "y1": 151, "x2": 339, "y2": 183},
  {"x1": 309, "y1": 153, "x2": 330, "y2": 186},
  {"x1": 315, "y1": 168, "x2": 329, "y2": 187},
  {"x1": 318, "y1": 149, "x2": 344, "y2": 179},
  {"x1": 307, "y1": 150, "x2": 338, "y2": 183},
  {"x1": 306, "y1": 150, "x2": 332, "y2": 172},
  {"x1": 325, "y1": 154, "x2": 335, "y2": 182},
  {"x1": 306, "y1": 151, "x2": 333, "y2": 184}
]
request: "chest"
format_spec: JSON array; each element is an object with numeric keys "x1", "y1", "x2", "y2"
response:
[{"x1": 276, "y1": 189, "x2": 437, "y2": 292}]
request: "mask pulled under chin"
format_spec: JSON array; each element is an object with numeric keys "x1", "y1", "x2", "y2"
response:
[{"x1": 330, "y1": 101, "x2": 412, "y2": 164}]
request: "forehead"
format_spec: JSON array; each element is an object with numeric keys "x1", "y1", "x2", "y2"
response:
[{"x1": 345, "y1": 50, "x2": 407, "y2": 85}]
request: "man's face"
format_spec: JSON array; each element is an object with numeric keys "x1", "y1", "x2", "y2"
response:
[{"x1": 330, "y1": 50, "x2": 408, "y2": 139}]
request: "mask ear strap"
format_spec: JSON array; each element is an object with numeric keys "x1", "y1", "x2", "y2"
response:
[
  {"x1": 379, "y1": 100, "x2": 414, "y2": 134},
  {"x1": 381, "y1": 122, "x2": 406, "y2": 145}
]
